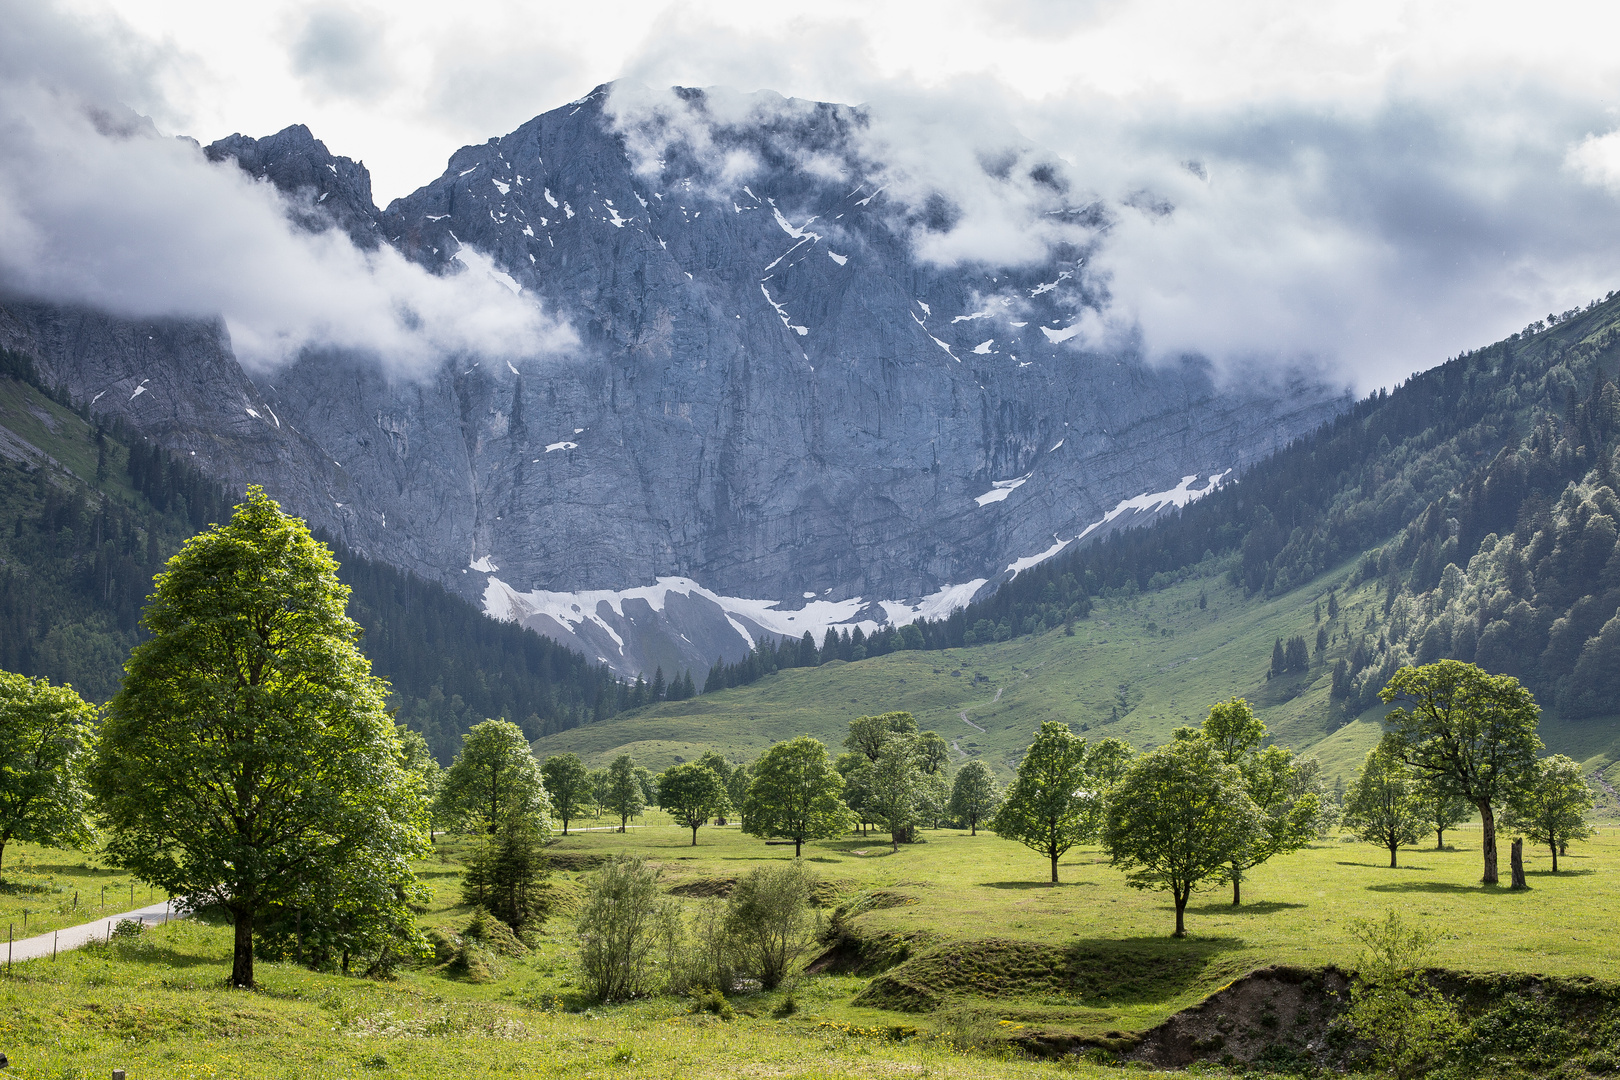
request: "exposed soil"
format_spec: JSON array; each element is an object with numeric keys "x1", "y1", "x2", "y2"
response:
[{"x1": 1126, "y1": 965, "x2": 1353, "y2": 1069}]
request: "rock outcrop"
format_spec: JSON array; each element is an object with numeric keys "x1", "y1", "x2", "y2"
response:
[{"x1": 0, "y1": 84, "x2": 1349, "y2": 678}]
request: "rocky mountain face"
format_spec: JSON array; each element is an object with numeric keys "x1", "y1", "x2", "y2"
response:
[{"x1": 0, "y1": 85, "x2": 1349, "y2": 679}]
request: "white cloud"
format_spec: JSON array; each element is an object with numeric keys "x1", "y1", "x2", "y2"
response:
[
  {"x1": 0, "y1": 3, "x2": 575, "y2": 376},
  {"x1": 18, "y1": 0, "x2": 1620, "y2": 390}
]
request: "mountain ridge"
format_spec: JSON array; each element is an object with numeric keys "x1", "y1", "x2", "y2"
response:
[{"x1": 1, "y1": 82, "x2": 1350, "y2": 677}]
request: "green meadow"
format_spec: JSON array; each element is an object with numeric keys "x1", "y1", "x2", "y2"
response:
[{"x1": 4, "y1": 812, "x2": 1616, "y2": 1079}]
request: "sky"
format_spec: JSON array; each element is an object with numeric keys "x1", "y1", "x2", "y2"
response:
[{"x1": 8, "y1": 0, "x2": 1620, "y2": 387}]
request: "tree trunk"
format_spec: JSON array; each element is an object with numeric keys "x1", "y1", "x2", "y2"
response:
[
  {"x1": 970, "y1": 817, "x2": 977, "y2": 837},
  {"x1": 0, "y1": 831, "x2": 8, "y2": 873},
  {"x1": 1510, "y1": 838, "x2": 1527, "y2": 889},
  {"x1": 619, "y1": 812, "x2": 627, "y2": 833},
  {"x1": 1231, "y1": 864, "x2": 1241, "y2": 905},
  {"x1": 1174, "y1": 890, "x2": 1187, "y2": 937},
  {"x1": 561, "y1": 817, "x2": 569, "y2": 837},
  {"x1": 1435, "y1": 828, "x2": 1444, "y2": 849},
  {"x1": 230, "y1": 905, "x2": 255, "y2": 988},
  {"x1": 1550, "y1": 838, "x2": 1559, "y2": 872},
  {"x1": 794, "y1": 837, "x2": 803, "y2": 857},
  {"x1": 1478, "y1": 800, "x2": 1499, "y2": 885},
  {"x1": 1050, "y1": 851, "x2": 1059, "y2": 883},
  {"x1": 691, "y1": 824, "x2": 698, "y2": 846},
  {"x1": 1389, "y1": 841, "x2": 1398, "y2": 868}
]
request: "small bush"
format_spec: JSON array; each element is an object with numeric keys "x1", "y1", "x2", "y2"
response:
[
  {"x1": 688, "y1": 987, "x2": 735, "y2": 1019},
  {"x1": 463, "y1": 908, "x2": 528, "y2": 958},
  {"x1": 575, "y1": 855, "x2": 677, "y2": 1002},
  {"x1": 727, "y1": 861, "x2": 819, "y2": 990},
  {"x1": 772, "y1": 993, "x2": 798, "y2": 1018}
]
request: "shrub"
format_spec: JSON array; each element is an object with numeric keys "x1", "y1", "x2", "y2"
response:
[
  {"x1": 669, "y1": 898, "x2": 742, "y2": 996},
  {"x1": 726, "y1": 861, "x2": 819, "y2": 990},
  {"x1": 575, "y1": 855, "x2": 676, "y2": 1001}
]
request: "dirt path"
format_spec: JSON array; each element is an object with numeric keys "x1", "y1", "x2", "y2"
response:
[{"x1": 958, "y1": 684, "x2": 1000, "y2": 734}]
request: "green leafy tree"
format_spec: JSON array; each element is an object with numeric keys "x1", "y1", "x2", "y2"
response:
[
  {"x1": 742, "y1": 736, "x2": 849, "y2": 856},
  {"x1": 993, "y1": 721, "x2": 1107, "y2": 883},
  {"x1": 1412, "y1": 773, "x2": 1471, "y2": 849},
  {"x1": 845, "y1": 711, "x2": 919, "y2": 761},
  {"x1": 541, "y1": 753, "x2": 592, "y2": 836},
  {"x1": 1102, "y1": 736, "x2": 1260, "y2": 936},
  {"x1": 867, "y1": 731, "x2": 923, "y2": 851},
  {"x1": 396, "y1": 726, "x2": 445, "y2": 838},
  {"x1": 1380, "y1": 660, "x2": 1543, "y2": 885},
  {"x1": 90, "y1": 488, "x2": 428, "y2": 987},
  {"x1": 658, "y1": 761, "x2": 727, "y2": 845},
  {"x1": 605, "y1": 753, "x2": 647, "y2": 831},
  {"x1": 1503, "y1": 755, "x2": 1595, "y2": 872},
  {"x1": 435, "y1": 719, "x2": 550, "y2": 834},
  {"x1": 1343, "y1": 748, "x2": 1426, "y2": 867},
  {"x1": 1200, "y1": 699, "x2": 1324, "y2": 904},
  {"x1": 835, "y1": 751, "x2": 876, "y2": 835},
  {"x1": 696, "y1": 751, "x2": 735, "y2": 822},
  {"x1": 948, "y1": 760, "x2": 1002, "y2": 835},
  {"x1": 0, "y1": 671, "x2": 96, "y2": 872},
  {"x1": 725, "y1": 761, "x2": 752, "y2": 829}
]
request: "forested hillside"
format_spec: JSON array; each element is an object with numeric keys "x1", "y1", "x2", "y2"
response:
[
  {"x1": 912, "y1": 290, "x2": 1620, "y2": 720},
  {"x1": 0, "y1": 349, "x2": 622, "y2": 759}
]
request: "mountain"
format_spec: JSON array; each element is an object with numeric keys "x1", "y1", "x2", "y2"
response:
[
  {"x1": 0, "y1": 350, "x2": 621, "y2": 761},
  {"x1": 530, "y1": 290, "x2": 1620, "y2": 779},
  {"x1": 0, "y1": 84, "x2": 1348, "y2": 680}
]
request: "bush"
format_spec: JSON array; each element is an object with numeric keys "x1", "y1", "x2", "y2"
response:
[
  {"x1": 575, "y1": 855, "x2": 676, "y2": 1002},
  {"x1": 726, "y1": 861, "x2": 819, "y2": 991},
  {"x1": 1344, "y1": 911, "x2": 1463, "y2": 1080},
  {"x1": 668, "y1": 898, "x2": 742, "y2": 996},
  {"x1": 688, "y1": 987, "x2": 735, "y2": 1019}
]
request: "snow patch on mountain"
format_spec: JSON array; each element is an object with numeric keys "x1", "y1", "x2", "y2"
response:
[
  {"x1": 1003, "y1": 469, "x2": 1234, "y2": 577},
  {"x1": 481, "y1": 574, "x2": 988, "y2": 676}
]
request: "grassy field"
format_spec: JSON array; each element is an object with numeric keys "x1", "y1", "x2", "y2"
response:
[{"x1": 5, "y1": 814, "x2": 1617, "y2": 1079}]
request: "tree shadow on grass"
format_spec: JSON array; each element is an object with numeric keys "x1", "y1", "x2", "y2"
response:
[
  {"x1": 1185, "y1": 900, "x2": 1305, "y2": 915},
  {"x1": 1364, "y1": 881, "x2": 1502, "y2": 894},
  {"x1": 981, "y1": 880, "x2": 1098, "y2": 890}
]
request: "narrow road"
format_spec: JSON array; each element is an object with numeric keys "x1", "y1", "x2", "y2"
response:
[
  {"x1": 5, "y1": 899, "x2": 182, "y2": 963},
  {"x1": 958, "y1": 685, "x2": 1000, "y2": 733}
]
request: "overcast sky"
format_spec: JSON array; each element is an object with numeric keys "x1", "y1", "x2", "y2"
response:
[{"x1": 11, "y1": 0, "x2": 1620, "y2": 387}]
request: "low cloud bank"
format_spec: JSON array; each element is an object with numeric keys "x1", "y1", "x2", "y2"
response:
[{"x1": 0, "y1": 1, "x2": 573, "y2": 377}]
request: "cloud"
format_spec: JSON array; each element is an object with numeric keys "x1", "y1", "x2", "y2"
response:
[
  {"x1": 0, "y1": 0, "x2": 574, "y2": 378},
  {"x1": 287, "y1": 5, "x2": 395, "y2": 101},
  {"x1": 603, "y1": 6, "x2": 1620, "y2": 390}
]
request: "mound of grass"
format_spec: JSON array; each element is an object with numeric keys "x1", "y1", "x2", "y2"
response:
[{"x1": 854, "y1": 937, "x2": 1246, "y2": 1013}]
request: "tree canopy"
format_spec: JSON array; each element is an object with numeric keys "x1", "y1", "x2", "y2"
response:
[
  {"x1": 90, "y1": 488, "x2": 428, "y2": 987},
  {"x1": 993, "y1": 722, "x2": 1123, "y2": 882},
  {"x1": 604, "y1": 753, "x2": 647, "y2": 831},
  {"x1": 436, "y1": 719, "x2": 550, "y2": 834},
  {"x1": 658, "y1": 761, "x2": 727, "y2": 845},
  {"x1": 541, "y1": 753, "x2": 593, "y2": 836},
  {"x1": 1380, "y1": 660, "x2": 1543, "y2": 885},
  {"x1": 1198, "y1": 699, "x2": 1324, "y2": 904},
  {"x1": 948, "y1": 760, "x2": 1002, "y2": 835},
  {"x1": 742, "y1": 736, "x2": 848, "y2": 856},
  {"x1": 1103, "y1": 737, "x2": 1259, "y2": 936},
  {"x1": 1504, "y1": 754, "x2": 1595, "y2": 872},
  {"x1": 0, "y1": 670, "x2": 96, "y2": 872},
  {"x1": 1343, "y1": 747, "x2": 1426, "y2": 867}
]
